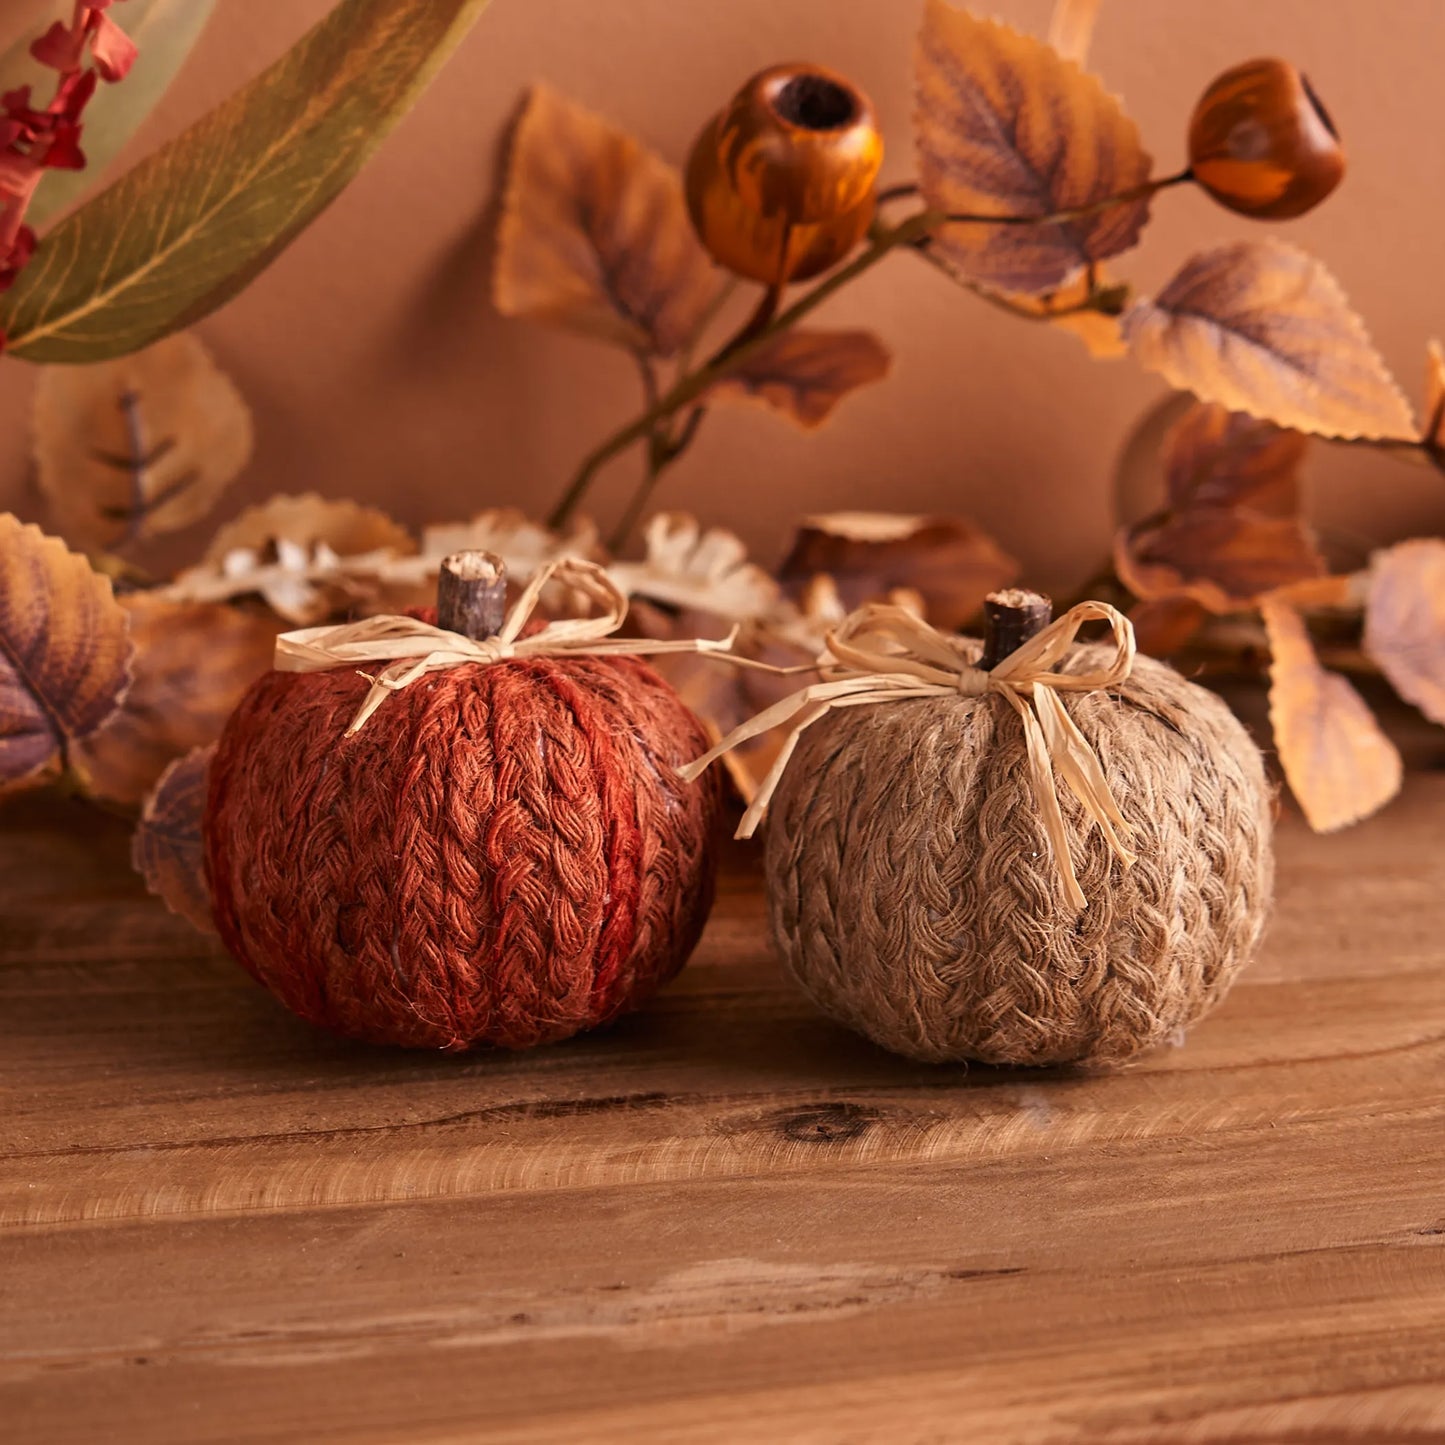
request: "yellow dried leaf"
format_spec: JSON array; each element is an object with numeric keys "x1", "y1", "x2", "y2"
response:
[
  {"x1": 34, "y1": 333, "x2": 252, "y2": 551},
  {"x1": 609, "y1": 513, "x2": 780, "y2": 622},
  {"x1": 708, "y1": 330, "x2": 891, "y2": 428},
  {"x1": 1046, "y1": 0, "x2": 1102, "y2": 65},
  {"x1": 73, "y1": 595, "x2": 278, "y2": 805},
  {"x1": 1362, "y1": 538, "x2": 1445, "y2": 726},
  {"x1": 132, "y1": 744, "x2": 215, "y2": 935},
  {"x1": 1124, "y1": 241, "x2": 1417, "y2": 441},
  {"x1": 779, "y1": 511, "x2": 1018, "y2": 631},
  {"x1": 915, "y1": 0, "x2": 1151, "y2": 293},
  {"x1": 0, "y1": 514, "x2": 132, "y2": 783},
  {"x1": 1262, "y1": 595, "x2": 1401, "y2": 832},
  {"x1": 495, "y1": 84, "x2": 719, "y2": 356}
]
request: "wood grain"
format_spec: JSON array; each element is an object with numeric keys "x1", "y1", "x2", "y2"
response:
[{"x1": 3, "y1": 780, "x2": 1444, "y2": 1443}]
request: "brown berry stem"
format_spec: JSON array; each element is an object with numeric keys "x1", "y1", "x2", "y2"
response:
[
  {"x1": 980, "y1": 588, "x2": 1053, "y2": 670},
  {"x1": 437, "y1": 550, "x2": 507, "y2": 640},
  {"x1": 548, "y1": 174, "x2": 1197, "y2": 531}
]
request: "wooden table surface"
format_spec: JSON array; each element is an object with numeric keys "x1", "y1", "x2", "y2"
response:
[{"x1": 3, "y1": 777, "x2": 1444, "y2": 1444}]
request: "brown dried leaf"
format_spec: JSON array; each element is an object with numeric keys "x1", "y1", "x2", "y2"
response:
[
  {"x1": 73, "y1": 595, "x2": 278, "y2": 805},
  {"x1": 915, "y1": 0, "x2": 1151, "y2": 294},
  {"x1": 1128, "y1": 595, "x2": 1207, "y2": 657},
  {"x1": 494, "y1": 84, "x2": 719, "y2": 356},
  {"x1": 1262, "y1": 595, "x2": 1401, "y2": 832},
  {"x1": 779, "y1": 512, "x2": 1018, "y2": 631},
  {"x1": 708, "y1": 330, "x2": 891, "y2": 429},
  {"x1": 1116, "y1": 403, "x2": 1324, "y2": 613},
  {"x1": 1123, "y1": 241, "x2": 1417, "y2": 441},
  {"x1": 34, "y1": 333, "x2": 252, "y2": 551},
  {"x1": 610, "y1": 513, "x2": 780, "y2": 622},
  {"x1": 0, "y1": 514, "x2": 132, "y2": 784},
  {"x1": 1424, "y1": 340, "x2": 1445, "y2": 448},
  {"x1": 132, "y1": 744, "x2": 216, "y2": 935},
  {"x1": 165, "y1": 494, "x2": 416, "y2": 623},
  {"x1": 1362, "y1": 539, "x2": 1445, "y2": 726},
  {"x1": 1046, "y1": 0, "x2": 1101, "y2": 65}
]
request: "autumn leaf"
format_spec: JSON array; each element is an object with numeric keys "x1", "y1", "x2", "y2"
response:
[
  {"x1": 914, "y1": 0, "x2": 1152, "y2": 294},
  {"x1": 1262, "y1": 595, "x2": 1401, "y2": 832},
  {"x1": 34, "y1": 333, "x2": 252, "y2": 551},
  {"x1": 73, "y1": 595, "x2": 278, "y2": 805},
  {"x1": 1116, "y1": 403, "x2": 1324, "y2": 614},
  {"x1": 0, "y1": 0, "x2": 493, "y2": 362},
  {"x1": 707, "y1": 330, "x2": 891, "y2": 428},
  {"x1": 164, "y1": 494, "x2": 415, "y2": 624},
  {"x1": 778, "y1": 512, "x2": 1018, "y2": 631},
  {"x1": 995, "y1": 269, "x2": 1128, "y2": 359},
  {"x1": 1423, "y1": 340, "x2": 1445, "y2": 449},
  {"x1": 609, "y1": 513, "x2": 780, "y2": 622},
  {"x1": 1123, "y1": 241, "x2": 1417, "y2": 441},
  {"x1": 132, "y1": 744, "x2": 216, "y2": 935},
  {"x1": 1128, "y1": 596, "x2": 1207, "y2": 657},
  {"x1": 494, "y1": 84, "x2": 720, "y2": 356},
  {"x1": 21, "y1": 0, "x2": 221, "y2": 231},
  {"x1": 1046, "y1": 0, "x2": 1102, "y2": 65},
  {"x1": 1362, "y1": 539, "x2": 1445, "y2": 726},
  {"x1": 0, "y1": 514, "x2": 132, "y2": 784}
]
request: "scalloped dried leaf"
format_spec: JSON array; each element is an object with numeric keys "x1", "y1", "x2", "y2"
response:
[
  {"x1": 1046, "y1": 0, "x2": 1101, "y2": 65},
  {"x1": 74, "y1": 596, "x2": 278, "y2": 805},
  {"x1": 1424, "y1": 340, "x2": 1445, "y2": 448},
  {"x1": 165, "y1": 495, "x2": 415, "y2": 623},
  {"x1": 778, "y1": 511, "x2": 1018, "y2": 631},
  {"x1": 1128, "y1": 596, "x2": 1207, "y2": 657},
  {"x1": 0, "y1": 514, "x2": 132, "y2": 783},
  {"x1": 132, "y1": 744, "x2": 216, "y2": 935},
  {"x1": 1362, "y1": 539, "x2": 1445, "y2": 726},
  {"x1": 915, "y1": 0, "x2": 1152, "y2": 294},
  {"x1": 1123, "y1": 241, "x2": 1417, "y2": 441},
  {"x1": 1262, "y1": 595, "x2": 1401, "y2": 832},
  {"x1": 419, "y1": 509, "x2": 602, "y2": 573},
  {"x1": 0, "y1": 0, "x2": 494, "y2": 362},
  {"x1": 708, "y1": 330, "x2": 891, "y2": 429},
  {"x1": 494, "y1": 84, "x2": 719, "y2": 356},
  {"x1": 34, "y1": 333, "x2": 252, "y2": 551},
  {"x1": 609, "y1": 513, "x2": 779, "y2": 622},
  {"x1": 204, "y1": 494, "x2": 414, "y2": 563}
]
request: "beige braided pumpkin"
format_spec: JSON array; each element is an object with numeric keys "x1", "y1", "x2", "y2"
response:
[{"x1": 764, "y1": 642, "x2": 1274, "y2": 1067}]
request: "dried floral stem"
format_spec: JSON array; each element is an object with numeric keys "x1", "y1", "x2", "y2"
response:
[
  {"x1": 1323, "y1": 432, "x2": 1445, "y2": 477},
  {"x1": 550, "y1": 176, "x2": 1192, "y2": 530}
]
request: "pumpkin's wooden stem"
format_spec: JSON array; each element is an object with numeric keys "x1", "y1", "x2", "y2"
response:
[
  {"x1": 437, "y1": 551, "x2": 507, "y2": 640},
  {"x1": 981, "y1": 588, "x2": 1052, "y2": 669}
]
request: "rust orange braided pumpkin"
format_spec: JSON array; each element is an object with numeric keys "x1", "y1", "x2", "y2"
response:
[{"x1": 203, "y1": 553, "x2": 722, "y2": 1051}]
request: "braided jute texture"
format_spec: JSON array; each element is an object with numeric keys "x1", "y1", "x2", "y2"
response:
[
  {"x1": 205, "y1": 655, "x2": 722, "y2": 1050},
  {"x1": 765, "y1": 644, "x2": 1274, "y2": 1067}
]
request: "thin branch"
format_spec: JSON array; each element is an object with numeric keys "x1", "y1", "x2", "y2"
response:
[{"x1": 549, "y1": 174, "x2": 1197, "y2": 529}]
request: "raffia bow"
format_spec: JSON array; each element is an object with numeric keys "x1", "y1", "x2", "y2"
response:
[
  {"x1": 679, "y1": 600, "x2": 1140, "y2": 910},
  {"x1": 274, "y1": 557, "x2": 736, "y2": 736}
]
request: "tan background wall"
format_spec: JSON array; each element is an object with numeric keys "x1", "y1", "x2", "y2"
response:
[{"x1": 2, "y1": 0, "x2": 1443, "y2": 591}]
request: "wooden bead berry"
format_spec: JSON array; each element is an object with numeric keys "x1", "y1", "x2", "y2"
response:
[
  {"x1": 203, "y1": 553, "x2": 722, "y2": 1051},
  {"x1": 1188, "y1": 58, "x2": 1345, "y2": 220},
  {"x1": 686, "y1": 63, "x2": 882, "y2": 283}
]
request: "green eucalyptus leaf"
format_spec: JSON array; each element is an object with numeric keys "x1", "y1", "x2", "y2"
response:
[
  {"x1": 0, "y1": 0, "x2": 492, "y2": 362},
  {"x1": 27, "y1": 0, "x2": 221, "y2": 231}
]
